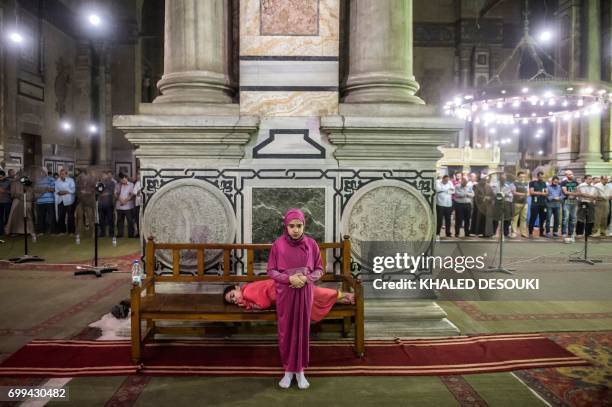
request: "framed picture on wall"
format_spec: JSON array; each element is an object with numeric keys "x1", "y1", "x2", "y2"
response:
[
  {"x1": 44, "y1": 160, "x2": 54, "y2": 175},
  {"x1": 66, "y1": 162, "x2": 75, "y2": 177},
  {"x1": 115, "y1": 162, "x2": 132, "y2": 179},
  {"x1": 54, "y1": 162, "x2": 64, "y2": 175}
]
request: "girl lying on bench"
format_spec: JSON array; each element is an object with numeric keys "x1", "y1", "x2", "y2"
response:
[{"x1": 223, "y1": 279, "x2": 355, "y2": 321}]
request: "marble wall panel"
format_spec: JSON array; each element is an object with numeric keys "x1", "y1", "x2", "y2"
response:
[
  {"x1": 240, "y1": 91, "x2": 338, "y2": 116},
  {"x1": 240, "y1": 0, "x2": 339, "y2": 57},
  {"x1": 252, "y1": 187, "x2": 326, "y2": 261},
  {"x1": 260, "y1": 0, "x2": 319, "y2": 36}
]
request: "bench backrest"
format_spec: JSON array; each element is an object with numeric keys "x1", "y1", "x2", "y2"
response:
[{"x1": 145, "y1": 236, "x2": 352, "y2": 284}]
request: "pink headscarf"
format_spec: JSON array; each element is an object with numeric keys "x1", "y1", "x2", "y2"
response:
[{"x1": 283, "y1": 208, "x2": 306, "y2": 247}]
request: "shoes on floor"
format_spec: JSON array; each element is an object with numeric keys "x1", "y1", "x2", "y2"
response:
[
  {"x1": 279, "y1": 372, "x2": 293, "y2": 389},
  {"x1": 296, "y1": 371, "x2": 310, "y2": 390}
]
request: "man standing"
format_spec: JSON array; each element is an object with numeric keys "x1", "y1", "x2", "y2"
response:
[
  {"x1": 34, "y1": 168, "x2": 56, "y2": 235},
  {"x1": 576, "y1": 175, "x2": 597, "y2": 238},
  {"x1": 491, "y1": 173, "x2": 515, "y2": 237},
  {"x1": 132, "y1": 172, "x2": 142, "y2": 238},
  {"x1": 593, "y1": 176, "x2": 610, "y2": 237},
  {"x1": 55, "y1": 169, "x2": 76, "y2": 235},
  {"x1": 528, "y1": 171, "x2": 548, "y2": 238},
  {"x1": 74, "y1": 169, "x2": 96, "y2": 244},
  {"x1": 454, "y1": 177, "x2": 474, "y2": 238},
  {"x1": 435, "y1": 174, "x2": 455, "y2": 241},
  {"x1": 0, "y1": 170, "x2": 12, "y2": 237},
  {"x1": 114, "y1": 173, "x2": 135, "y2": 238},
  {"x1": 98, "y1": 171, "x2": 116, "y2": 238},
  {"x1": 560, "y1": 170, "x2": 579, "y2": 243},
  {"x1": 511, "y1": 171, "x2": 529, "y2": 238},
  {"x1": 546, "y1": 176, "x2": 563, "y2": 238}
]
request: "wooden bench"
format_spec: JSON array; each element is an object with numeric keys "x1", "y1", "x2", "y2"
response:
[{"x1": 130, "y1": 236, "x2": 365, "y2": 362}]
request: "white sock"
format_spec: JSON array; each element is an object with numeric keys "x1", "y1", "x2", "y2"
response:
[
  {"x1": 296, "y1": 371, "x2": 309, "y2": 389},
  {"x1": 279, "y1": 372, "x2": 293, "y2": 389}
]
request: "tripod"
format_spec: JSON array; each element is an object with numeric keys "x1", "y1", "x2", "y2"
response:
[
  {"x1": 485, "y1": 196, "x2": 514, "y2": 275},
  {"x1": 74, "y1": 192, "x2": 118, "y2": 277},
  {"x1": 9, "y1": 189, "x2": 44, "y2": 263},
  {"x1": 569, "y1": 202, "x2": 602, "y2": 265}
]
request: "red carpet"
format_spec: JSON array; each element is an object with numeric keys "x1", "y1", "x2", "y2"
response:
[{"x1": 0, "y1": 333, "x2": 588, "y2": 377}]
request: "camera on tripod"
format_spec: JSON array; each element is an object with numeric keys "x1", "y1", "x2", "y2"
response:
[
  {"x1": 20, "y1": 176, "x2": 32, "y2": 187},
  {"x1": 95, "y1": 181, "x2": 105, "y2": 193}
]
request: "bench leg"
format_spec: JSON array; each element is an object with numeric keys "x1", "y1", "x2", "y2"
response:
[
  {"x1": 342, "y1": 317, "x2": 351, "y2": 338},
  {"x1": 131, "y1": 309, "x2": 141, "y2": 363}
]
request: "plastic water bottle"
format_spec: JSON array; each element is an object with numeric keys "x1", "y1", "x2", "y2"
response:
[{"x1": 131, "y1": 260, "x2": 143, "y2": 286}]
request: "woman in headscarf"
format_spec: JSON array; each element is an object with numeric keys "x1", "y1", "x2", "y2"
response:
[{"x1": 267, "y1": 208, "x2": 324, "y2": 390}]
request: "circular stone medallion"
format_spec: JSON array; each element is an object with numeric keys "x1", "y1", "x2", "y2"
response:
[
  {"x1": 341, "y1": 180, "x2": 434, "y2": 268},
  {"x1": 142, "y1": 178, "x2": 236, "y2": 270}
]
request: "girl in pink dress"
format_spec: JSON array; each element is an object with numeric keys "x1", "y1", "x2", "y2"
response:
[
  {"x1": 267, "y1": 208, "x2": 323, "y2": 389},
  {"x1": 223, "y1": 279, "x2": 355, "y2": 320}
]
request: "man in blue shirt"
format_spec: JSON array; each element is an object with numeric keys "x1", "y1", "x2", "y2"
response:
[
  {"x1": 55, "y1": 169, "x2": 76, "y2": 234},
  {"x1": 546, "y1": 175, "x2": 563, "y2": 238},
  {"x1": 34, "y1": 168, "x2": 56, "y2": 235}
]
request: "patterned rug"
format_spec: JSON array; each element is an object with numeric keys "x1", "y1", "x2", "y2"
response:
[
  {"x1": 0, "y1": 334, "x2": 587, "y2": 377},
  {"x1": 516, "y1": 331, "x2": 612, "y2": 407}
]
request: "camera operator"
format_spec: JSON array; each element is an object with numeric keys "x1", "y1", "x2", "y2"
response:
[
  {"x1": 74, "y1": 169, "x2": 97, "y2": 244},
  {"x1": 4, "y1": 171, "x2": 36, "y2": 238}
]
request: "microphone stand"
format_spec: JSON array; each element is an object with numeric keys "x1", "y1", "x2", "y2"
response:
[
  {"x1": 569, "y1": 201, "x2": 602, "y2": 265},
  {"x1": 74, "y1": 189, "x2": 118, "y2": 277},
  {"x1": 9, "y1": 185, "x2": 44, "y2": 263},
  {"x1": 485, "y1": 193, "x2": 514, "y2": 274}
]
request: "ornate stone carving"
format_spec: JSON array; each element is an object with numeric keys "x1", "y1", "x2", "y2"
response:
[
  {"x1": 260, "y1": 0, "x2": 319, "y2": 36},
  {"x1": 341, "y1": 181, "x2": 434, "y2": 265},
  {"x1": 142, "y1": 178, "x2": 236, "y2": 270}
]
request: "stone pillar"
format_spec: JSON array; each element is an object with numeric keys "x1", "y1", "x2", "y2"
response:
[
  {"x1": 154, "y1": 0, "x2": 233, "y2": 104},
  {"x1": 341, "y1": 0, "x2": 423, "y2": 104},
  {"x1": 578, "y1": 0, "x2": 601, "y2": 163}
]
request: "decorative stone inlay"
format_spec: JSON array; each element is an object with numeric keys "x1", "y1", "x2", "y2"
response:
[
  {"x1": 341, "y1": 181, "x2": 434, "y2": 265},
  {"x1": 260, "y1": 0, "x2": 319, "y2": 36},
  {"x1": 142, "y1": 178, "x2": 236, "y2": 270}
]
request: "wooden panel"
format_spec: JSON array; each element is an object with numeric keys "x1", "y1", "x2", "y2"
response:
[
  {"x1": 197, "y1": 250, "x2": 205, "y2": 276},
  {"x1": 145, "y1": 239, "x2": 155, "y2": 278},
  {"x1": 321, "y1": 248, "x2": 327, "y2": 273},
  {"x1": 247, "y1": 249, "x2": 254, "y2": 278},
  {"x1": 223, "y1": 249, "x2": 231, "y2": 276},
  {"x1": 172, "y1": 249, "x2": 180, "y2": 276}
]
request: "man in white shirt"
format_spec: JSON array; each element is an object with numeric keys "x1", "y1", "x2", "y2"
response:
[
  {"x1": 576, "y1": 175, "x2": 597, "y2": 237},
  {"x1": 55, "y1": 169, "x2": 76, "y2": 234},
  {"x1": 454, "y1": 177, "x2": 474, "y2": 238},
  {"x1": 132, "y1": 172, "x2": 142, "y2": 237},
  {"x1": 436, "y1": 174, "x2": 455, "y2": 240},
  {"x1": 114, "y1": 173, "x2": 135, "y2": 238},
  {"x1": 593, "y1": 176, "x2": 611, "y2": 237}
]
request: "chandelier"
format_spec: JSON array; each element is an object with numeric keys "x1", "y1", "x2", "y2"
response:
[{"x1": 444, "y1": 0, "x2": 611, "y2": 129}]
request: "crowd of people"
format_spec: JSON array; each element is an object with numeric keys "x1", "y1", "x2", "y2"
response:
[
  {"x1": 435, "y1": 170, "x2": 612, "y2": 243},
  {"x1": 0, "y1": 167, "x2": 142, "y2": 244}
]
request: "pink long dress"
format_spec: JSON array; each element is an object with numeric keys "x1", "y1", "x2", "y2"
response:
[
  {"x1": 239, "y1": 279, "x2": 337, "y2": 322},
  {"x1": 267, "y1": 234, "x2": 323, "y2": 372}
]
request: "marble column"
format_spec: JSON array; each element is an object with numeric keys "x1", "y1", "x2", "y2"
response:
[
  {"x1": 579, "y1": 0, "x2": 601, "y2": 163},
  {"x1": 154, "y1": 0, "x2": 233, "y2": 104},
  {"x1": 341, "y1": 0, "x2": 424, "y2": 104}
]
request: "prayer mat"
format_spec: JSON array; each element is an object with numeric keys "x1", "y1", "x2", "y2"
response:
[{"x1": 0, "y1": 333, "x2": 588, "y2": 377}]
